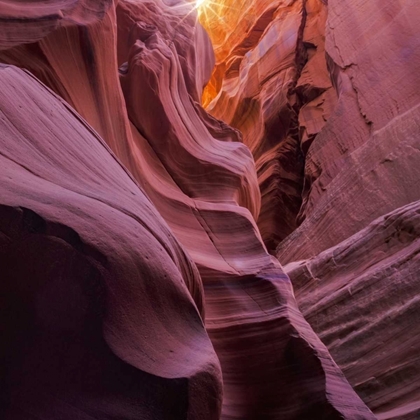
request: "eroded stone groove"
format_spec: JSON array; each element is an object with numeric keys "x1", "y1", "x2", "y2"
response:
[
  {"x1": 202, "y1": 0, "x2": 337, "y2": 252},
  {"x1": 203, "y1": 0, "x2": 420, "y2": 417}
]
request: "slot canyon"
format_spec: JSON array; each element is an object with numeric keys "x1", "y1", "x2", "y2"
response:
[{"x1": 0, "y1": 0, "x2": 419, "y2": 419}]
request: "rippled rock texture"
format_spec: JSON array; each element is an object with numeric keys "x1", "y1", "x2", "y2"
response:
[
  {"x1": 0, "y1": 0, "x2": 372, "y2": 419},
  {"x1": 203, "y1": 0, "x2": 337, "y2": 252},
  {"x1": 285, "y1": 201, "x2": 420, "y2": 420},
  {"x1": 0, "y1": 63, "x2": 220, "y2": 419},
  {"x1": 202, "y1": 0, "x2": 420, "y2": 418},
  {"x1": 0, "y1": 0, "x2": 418, "y2": 418},
  {"x1": 276, "y1": 0, "x2": 420, "y2": 263}
]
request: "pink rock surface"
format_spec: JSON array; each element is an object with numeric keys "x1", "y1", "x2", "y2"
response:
[
  {"x1": 0, "y1": 2, "x2": 135, "y2": 168},
  {"x1": 277, "y1": 0, "x2": 420, "y2": 263},
  {"x1": 114, "y1": 4, "x2": 374, "y2": 418},
  {"x1": 0, "y1": 0, "x2": 112, "y2": 49},
  {"x1": 201, "y1": 0, "x2": 420, "y2": 417},
  {"x1": 285, "y1": 200, "x2": 420, "y2": 419},
  {"x1": 0, "y1": 0, "x2": 375, "y2": 419},
  {"x1": 0, "y1": 63, "x2": 221, "y2": 419}
]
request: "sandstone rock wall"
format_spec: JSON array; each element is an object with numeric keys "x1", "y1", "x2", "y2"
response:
[
  {"x1": 204, "y1": 0, "x2": 337, "y2": 252},
  {"x1": 285, "y1": 201, "x2": 420, "y2": 419},
  {"x1": 0, "y1": 63, "x2": 221, "y2": 419},
  {"x1": 200, "y1": 0, "x2": 420, "y2": 418},
  {"x1": 277, "y1": 0, "x2": 420, "y2": 262},
  {"x1": 0, "y1": 0, "x2": 375, "y2": 419}
]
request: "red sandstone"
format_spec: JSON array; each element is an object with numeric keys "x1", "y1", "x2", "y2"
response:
[{"x1": 0, "y1": 0, "x2": 419, "y2": 418}]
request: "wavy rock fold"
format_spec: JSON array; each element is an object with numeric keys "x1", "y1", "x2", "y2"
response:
[{"x1": 1, "y1": 0, "x2": 419, "y2": 418}]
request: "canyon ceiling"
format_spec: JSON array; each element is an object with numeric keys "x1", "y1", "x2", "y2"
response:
[{"x1": 0, "y1": 0, "x2": 419, "y2": 419}]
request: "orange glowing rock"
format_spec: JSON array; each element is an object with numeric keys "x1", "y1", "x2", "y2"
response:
[
  {"x1": 201, "y1": 0, "x2": 337, "y2": 251},
  {"x1": 199, "y1": 0, "x2": 280, "y2": 106}
]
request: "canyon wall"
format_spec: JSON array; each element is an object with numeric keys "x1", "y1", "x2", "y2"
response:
[
  {"x1": 202, "y1": 0, "x2": 420, "y2": 418},
  {"x1": 0, "y1": 0, "x2": 419, "y2": 418},
  {"x1": 0, "y1": 0, "x2": 374, "y2": 419},
  {"x1": 203, "y1": 0, "x2": 337, "y2": 252},
  {"x1": 282, "y1": 2, "x2": 420, "y2": 418},
  {"x1": 0, "y1": 63, "x2": 221, "y2": 419},
  {"x1": 277, "y1": 0, "x2": 420, "y2": 263},
  {"x1": 285, "y1": 200, "x2": 420, "y2": 419}
]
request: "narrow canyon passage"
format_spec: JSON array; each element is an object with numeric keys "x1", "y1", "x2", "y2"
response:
[
  {"x1": 0, "y1": 0, "x2": 419, "y2": 419},
  {"x1": 200, "y1": 0, "x2": 420, "y2": 418}
]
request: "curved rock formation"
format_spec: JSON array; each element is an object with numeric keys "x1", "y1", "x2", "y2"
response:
[
  {"x1": 285, "y1": 200, "x2": 420, "y2": 419},
  {"x1": 0, "y1": 0, "x2": 374, "y2": 419},
  {"x1": 115, "y1": 5, "x2": 367, "y2": 414},
  {"x1": 3, "y1": 0, "x2": 418, "y2": 418},
  {"x1": 277, "y1": 0, "x2": 420, "y2": 263},
  {"x1": 0, "y1": 63, "x2": 221, "y2": 419},
  {"x1": 203, "y1": 0, "x2": 337, "y2": 252},
  {"x1": 0, "y1": 0, "x2": 374, "y2": 416},
  {"x1": 199, "y1": 0, "x2": 420, "y2": 417},
  {"x1": 0, "y1": 0, "x2": 112, "y2": 49}
]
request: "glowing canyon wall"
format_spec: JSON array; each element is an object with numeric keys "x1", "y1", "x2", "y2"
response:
[
  {"x1": 0, "y1": 0, "x2": 419, "y2": 419},
  {"x1": 202, "y1": 0, "x2": 420, "y2": 418}
]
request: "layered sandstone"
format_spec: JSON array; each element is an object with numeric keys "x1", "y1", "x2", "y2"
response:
[
  {"x1": 1, "y1": 0, "x2": 419, "y2": 418},
  {"x1": 0, "y1": 63, "x2": 221, "y2": 419},
  {"x1": 0, "y1": 0, "x2": 375, "y2": 419},
  {"x1": 200, "y1": 0, "x2": 420, "y2": 418},
  {"x1": 0, "y1": 0, "x2": 112, "y2": 49},
  {"x1": 285, "y1": 201, "x2": 420, "y2": 419},
  {"x1": 277, "y1": 0, "x2": 420, "y2": 262},
  {"x1": 203, "y1": 0, "x2": 337, "y2": 252}
]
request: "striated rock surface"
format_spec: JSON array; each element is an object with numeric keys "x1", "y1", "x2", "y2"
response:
[
  {"x1": 203, "y1": 0, "x2": 337, "y2": 252},
  {"x1": 269, "y1": 1, "x2": 420, "y2": 418},
  {"x1": 116, "y1": 4, "x2": 373, "y2": 417},
  {"x1": 0, "y1": 0, "x2": 376, "y2": 419},
  {"x1": 0, "y1": 1, "x2": 135, "y2": 166},
  {"x1": 202, "y1": 0, "x2": 420, "y2": 262},
  {"x1": 0, "y1": 0, "x2": 113, "y2": 49},
  {"x1": 3, "y1": 0, "x2": 419, "y2": 418},
  {"x1": 277, "y1": 0, "x2": 420, "y2": 263},
  {"x1": 285, "y1": 200, "x2": 420, "y2": 420},
  {"x1": 0, "y1": 63, "x2": 221, "y2": 419},
  {"x1": 199, "y1": 0, "x2": 420, "y2": 417}
]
